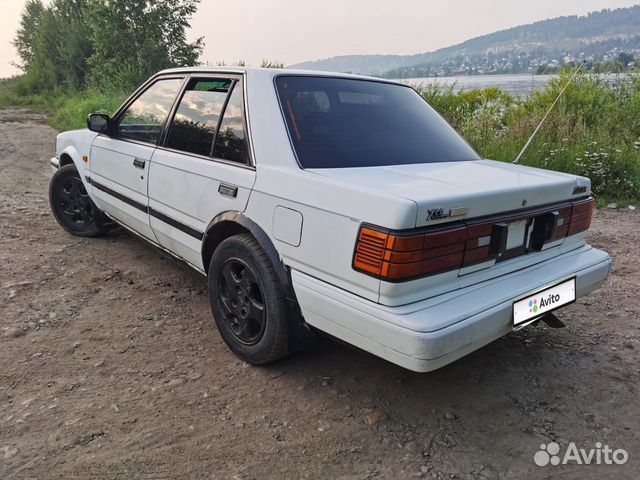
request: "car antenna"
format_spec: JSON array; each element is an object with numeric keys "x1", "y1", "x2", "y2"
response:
[{"x1": 513, "y1": 60, "x2": 586, "y2": 165}]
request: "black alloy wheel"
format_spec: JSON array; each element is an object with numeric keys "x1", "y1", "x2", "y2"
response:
[
  {"x1": 218, "y1": 257, "x2": 267, "y2": 345},
  {"x1": 57, "y1": 175, "x2": 93, "y2": 227},
  {"x1": 208, "y1": 233, "x2": 290, "y2": 364},
  {"x1": 49, "y1": 164, "x2": 113, "y2": 236}
]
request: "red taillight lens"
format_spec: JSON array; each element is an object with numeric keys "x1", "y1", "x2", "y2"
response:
[
  {"x1": 549, "y1": 205, "x2": 573, "y2": 239},
  {"x1": 566, "y1": 197, "x2": 595, "y2": 236},
  {"x1": 463, "y1": 223, "x2": 496, "y2": 267},
  {"x1": 549, "y1": 197, "x2": 594, "y2": 240},
  {"x1": 354, "y1": 197, "x2": 595, "y2": 282}
]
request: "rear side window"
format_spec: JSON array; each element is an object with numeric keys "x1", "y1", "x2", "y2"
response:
[
  {"x1": 275, "y1": 76, "x2": 480, "y2": 168},
  {"x1": 166, "y1": 79, "x2": 231, "y2": 156},
  {"x1": 212, "y1": 83, "x2": 250, "y2": 164}
]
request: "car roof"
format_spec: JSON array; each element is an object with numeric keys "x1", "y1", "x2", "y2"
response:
[{"x1": 156, "y1": 66, "x2": 406, "y2": 87}]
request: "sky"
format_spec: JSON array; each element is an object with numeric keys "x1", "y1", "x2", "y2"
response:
[{"x1": 1, "y1": 0, "x2": 639, "y2": 77}]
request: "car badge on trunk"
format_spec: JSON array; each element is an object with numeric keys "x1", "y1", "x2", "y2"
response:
[
  {"x1": 426, "y1": 206, "x2": 469, "y2": 222},
  {"x1": 426, "y1": 208, "x2": 448, "y2": 221}
]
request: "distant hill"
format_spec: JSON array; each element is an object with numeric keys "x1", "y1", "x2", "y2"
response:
[
  {"x1": 289, "y1": 54, "x2": 425, "y2": 77},
  {"x1": 290, "y1": 6, "x2": 640, "y2": 77}
]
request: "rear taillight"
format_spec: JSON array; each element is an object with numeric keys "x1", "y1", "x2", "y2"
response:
[
  {"x1": 353, "y1": 197, "x2": 595, "y2": 282},
  {"x1": 566, "y1": 197, "x2": 595, "y2": 236},
  {"x1": 548, "y1": 197, "x2": 595, "y2": 240},
  {"x1": 353, "y1": 225, "x2": 465, "y2": 281}
]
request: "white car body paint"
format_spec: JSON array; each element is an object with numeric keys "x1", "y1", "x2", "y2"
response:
[
  {"x1": 51, "y1": 67, "x2": 611, "y2": 372},
  {"x1": 148, "y1": 148, "x2": 256, "y2": 268},
  {"x1": 54, "y1": 129, "x2": 98, "y2": 180},
  {"x1": 90, "y1": 134, "x2": 156, "y2": 240}
]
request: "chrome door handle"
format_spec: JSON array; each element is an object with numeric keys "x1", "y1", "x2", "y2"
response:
[{"x1": 133, "y1": 158, "x2": 145, "y2": 169}]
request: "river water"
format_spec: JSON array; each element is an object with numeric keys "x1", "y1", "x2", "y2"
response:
[{"x1": 392, "y1": 74, "x2": 555, "y2": 95}]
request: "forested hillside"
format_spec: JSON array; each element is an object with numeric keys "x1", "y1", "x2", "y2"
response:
[{"x1": 291, "y1": 6, "x2": 640, "y2": 77}]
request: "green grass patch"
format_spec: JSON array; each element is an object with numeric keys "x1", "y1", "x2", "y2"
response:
[
  {"x1": 48, "y1": 91, "x2": 127, "y2": 131},
  {"x1": 0, "y1": 76, "x2": 126, "y2": 131}
]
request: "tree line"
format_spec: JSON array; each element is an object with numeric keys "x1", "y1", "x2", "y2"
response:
[
  {"x1": 12, "y1": 0, "x2": 203, "y2": 94},
  {"x1": 536, "y1": 53, "x2": 636, "y2": 74}
]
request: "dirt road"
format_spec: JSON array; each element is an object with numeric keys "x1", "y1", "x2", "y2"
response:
[{"x1": 1, "y1": 109, "x2": 638, "y2": 479}]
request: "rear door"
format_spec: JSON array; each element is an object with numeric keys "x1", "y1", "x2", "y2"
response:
[
  {"x1": 148, "y1": 75, "x2": 255, "y2": 270},
  {"x1": 90, "y1": 76, "x2": 184, "y2": 240}
]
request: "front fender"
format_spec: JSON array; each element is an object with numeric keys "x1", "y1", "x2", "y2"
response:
[
  {"x1": 54, "y1": 129, "x2": 99, "y2": 198},
  {"x1": 58, "y1": 145, "x2": 84, "y2": 174}
]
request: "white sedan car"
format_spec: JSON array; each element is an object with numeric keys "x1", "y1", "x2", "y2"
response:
[{"x1": 49, "y1": 67, "x2": 611, "y2": 372}]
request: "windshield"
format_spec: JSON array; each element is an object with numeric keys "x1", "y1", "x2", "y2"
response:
[{"x1": 275, "y1": 76, "x2": 480, "y2": 168}]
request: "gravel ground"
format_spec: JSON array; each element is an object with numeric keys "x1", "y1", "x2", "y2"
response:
[{"x1": 1, "y1": 109, "x2": 639, "y2": 479}]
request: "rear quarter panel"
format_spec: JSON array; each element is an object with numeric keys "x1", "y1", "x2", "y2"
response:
[{"x1": 245, "y1": 165, "x2": 418, "y2": 302}]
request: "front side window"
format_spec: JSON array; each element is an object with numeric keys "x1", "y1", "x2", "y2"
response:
[
  {"x1": 275, "y1": 76, "x2": 480, "y2": 168},
  {"x1": 116, "y1": 78, "x2": 183, "y2": 144},
  {"x1": 212, "y1": 83, "x2": 249, "y2": 164},
  {"x1": 166, "y1": 79, "x2": 232, "y2": 156}
]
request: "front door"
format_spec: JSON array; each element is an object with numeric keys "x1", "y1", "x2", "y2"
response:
[
  {"x1": 90, "y1": 77, "x2": 184, "y2": 240},
  {"x1": 148, "y1": 75, "x2": 256, "y2": 270}
]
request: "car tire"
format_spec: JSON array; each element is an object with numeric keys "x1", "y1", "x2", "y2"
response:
[
  {"x1": 208, "y1": 233, "x2": 289, "y2": 364},
  {"x1": 49, "y1": 164, "x2": 114, "y2": 237}
]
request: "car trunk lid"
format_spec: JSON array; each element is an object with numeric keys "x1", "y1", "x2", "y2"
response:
[
  {"x1": 311, "y1": 160, "x2": 594, "y2": 305},
  {"x1": 307, "y1": 159, "x2": 589, "y2": 228}
]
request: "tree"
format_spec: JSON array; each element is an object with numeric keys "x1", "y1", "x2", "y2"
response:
[
  {"x1": 27, "y1": 8, "x2": 64, "y2": 89},
  {"x1": 17, "y1": 0, "x2": 94, "y2": 91},
  {"x1": 11, "y1": 0, "x2": 203, "y2": 93},
  {"x1": 54, "y1": 0, "x2": 94, "y2": 89},
  {"x1": 12, "y1": 0, "x2": 45, "y2": 71},
  {"x1": 87, "y1": 0, "x2": 204, "y2": 90},
  {"x1": 616, "y1": 52, "x2": 634, "y2": 67}
]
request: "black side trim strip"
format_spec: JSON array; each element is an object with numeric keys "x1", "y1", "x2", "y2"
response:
[
  {"x1": 149, "y1": 208, "x2": 203, "y2": 240},
  {"x1": 90, "y1": 178, "x2": 203, "y2": 240},
  {"x1": 90, "y1": 179, "x2": 148, "y2": 213}
]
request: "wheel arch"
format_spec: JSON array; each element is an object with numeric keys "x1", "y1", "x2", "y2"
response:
[
  {"x1": 59, "y1": 152, "x2": 74, "y2": 167},
  {"x1": 58, "y1": 146, "x2": 87, "y2": 179},
  {"x1": 201, "y1": 211, "x2": 314, "y2": 347},
  {"x1": 202, "y1": 211, "x2": 291, "y2": 294}
]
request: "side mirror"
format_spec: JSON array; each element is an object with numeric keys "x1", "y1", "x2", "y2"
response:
[{"x1": 87, "y1": 113, "x2": 111, "y2": 134}]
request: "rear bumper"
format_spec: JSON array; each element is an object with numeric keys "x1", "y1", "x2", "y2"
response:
[
  {"x1": 50, "y1": 156, "x2": 59, "y2": 173},
  {"x1": 291, "y1": 244, "x2": 611, "y2": 372}
]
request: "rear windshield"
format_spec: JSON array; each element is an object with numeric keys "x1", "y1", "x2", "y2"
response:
[{"x1": 275, "y1": 76, "x2": 480, "y2": 168}]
